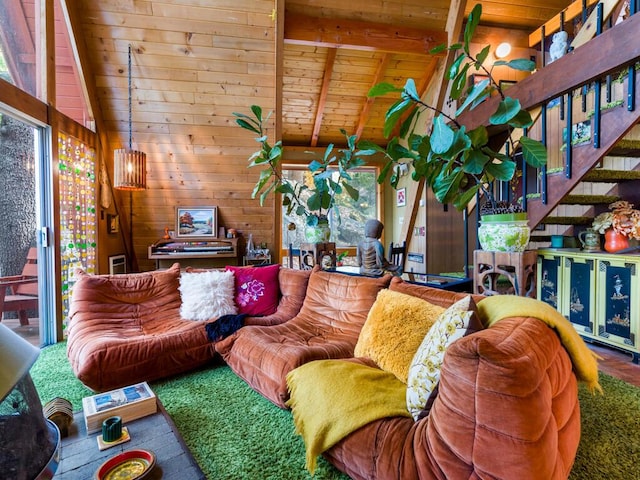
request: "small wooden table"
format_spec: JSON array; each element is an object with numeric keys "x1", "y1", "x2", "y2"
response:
[{"x1": 54, "y1": 400, "x2": 205, "y2": 479}]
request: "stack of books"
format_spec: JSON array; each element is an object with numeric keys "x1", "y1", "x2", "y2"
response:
[{"x1": 82, "y1": 382, "x2": 157, "y2": 434}]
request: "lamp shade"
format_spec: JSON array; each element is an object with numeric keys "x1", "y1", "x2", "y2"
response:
[
  {"x1": 114, "y1": 148, "x2": 147, "y2": 190},
  {"x1": 0, "y1": 323, "x2": 40, "y2": 403}
]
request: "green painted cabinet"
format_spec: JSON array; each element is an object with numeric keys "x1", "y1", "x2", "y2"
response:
[{"x1": 537, "y1": 249, "x2": 639, "y2": 363}]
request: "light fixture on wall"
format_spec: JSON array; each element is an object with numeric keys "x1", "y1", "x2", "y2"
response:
[
  {"x1": 495, "y1": 42, "x2": 512, "y2": 59},
  {"x1": 114, "y1": 44, "x2": 146, "y2": 191}
]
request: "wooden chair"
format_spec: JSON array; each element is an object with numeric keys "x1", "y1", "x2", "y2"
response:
[
  {"x1": 388, "y1": 241, "x2": 407, "y2": 272},
  {"x1": 0, "y1": 247, "x2": 39, "y2": 326}
]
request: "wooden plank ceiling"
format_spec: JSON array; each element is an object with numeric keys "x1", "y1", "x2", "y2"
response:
[
  {"x1": 281, "y1": 0, "x2": 573, "y2": 148},
  {"x1": 74, "y1": 0, "x2": 575, "y2": 155}
]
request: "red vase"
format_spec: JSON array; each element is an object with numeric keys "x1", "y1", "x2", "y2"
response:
[{"x1": 604, "y1": 229, "x2": 629, "y2": 253}]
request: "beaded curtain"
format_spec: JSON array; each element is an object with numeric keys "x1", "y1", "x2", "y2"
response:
[{"x1": 58, "y1": 132, "x2": 96, "y2": 334}]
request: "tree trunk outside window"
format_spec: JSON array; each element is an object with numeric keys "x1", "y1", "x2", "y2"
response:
[{"x1": 0, "y1": 114, "x2": 36, "y2": 279}]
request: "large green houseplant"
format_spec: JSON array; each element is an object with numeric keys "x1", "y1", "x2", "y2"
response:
[
  {"x1": 362, "y1": 4, "x2": 547, "y2": 218},
  {"x1": 359, "y1": 4, "x2": 548, "y2": 252},
  {"x1": 233, "y1": 106, "x2": 369, "y2": 242}
]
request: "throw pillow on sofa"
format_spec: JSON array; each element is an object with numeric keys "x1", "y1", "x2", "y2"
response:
[
  {"x1": 406, "y1": 295, "x2": 483, "y2": 420},
  {"x1": 179, "y1": 269, "x2": 237, "y2": 321},
  {"x1": 226, "y1": 264, "x2": 280, "y2": 316},
  {"x1": 354, "y1": 289, "x2": 446, "y2": 383}
]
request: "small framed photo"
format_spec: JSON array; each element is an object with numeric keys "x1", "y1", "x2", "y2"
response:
[
  {"x1": 396, "y1": 188, "x2": 406, "y2": 207},
  {"x1": 176, "y1": 206, "x2": 218, "y2": 238},
  {"x1": 499, "y1": 80, "x2": 517, "y2": 91},
  {"x1": 108, "y1": 254, "x2": 127, "y2": 274},
  {"x1": 107, "y1": 214, "x2": 119, "y2": 234},
  {"x1": 471, "y1": 74, "x2": 490, "y2": 87}
]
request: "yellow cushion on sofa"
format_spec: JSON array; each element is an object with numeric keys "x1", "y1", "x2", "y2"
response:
[{"x1": 354, "y1": 289, "x2": 445, "y2": 383}]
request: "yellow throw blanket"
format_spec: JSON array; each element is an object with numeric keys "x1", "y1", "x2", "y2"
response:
[
  {"x1": 286, "y1": 360, "x2": 411, "y2": 474},
  {"x1": 477, "y1": 295, "x2": 602, "y2": 393}
]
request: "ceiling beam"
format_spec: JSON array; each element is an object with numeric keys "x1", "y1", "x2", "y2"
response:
[
  {"x1": 284, "y1": 13, "x2": 447, "y2": 55},
  {"x1": 354, "y1": 53, "x2": 390, "y2": 141},
  {"x1": 310, "y1": 48, "x2": 336, "y2": 147}
]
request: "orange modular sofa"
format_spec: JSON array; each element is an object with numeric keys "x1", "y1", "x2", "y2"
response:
[
  {"x1": 68, "y1": 263, "x2": 585, "y2": 479},
  {"x1": 218, "y1": 272, "x2": 584, "y2": 479},
  {"x1": 66, "y1": 264, "x2": 311, "y2": 391}
]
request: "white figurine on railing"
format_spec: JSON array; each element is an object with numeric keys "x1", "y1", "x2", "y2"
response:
[{"x1": 549, "y1": 31, "x2": 569, "y2": 63}]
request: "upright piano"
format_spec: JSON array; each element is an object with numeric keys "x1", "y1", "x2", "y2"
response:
[{"x1": 148, "y1": 237, "x2": 240, "y2": 269}]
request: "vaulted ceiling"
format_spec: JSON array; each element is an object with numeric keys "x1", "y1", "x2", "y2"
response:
[
  {"x1": 68, "y1": 0, "x2": 575, "y2": 156},
  {"x1": 280, "y1": 0, "x2": 573, "y2": 148}
]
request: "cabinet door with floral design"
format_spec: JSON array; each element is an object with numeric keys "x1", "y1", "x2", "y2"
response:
[
  {"x1": 537, "y1": 253, "x2": 562, "y2": 310},
  {"x1": 563, "y1": 256, "x2": 596, "y2": 337},
  {"x1": 597, "y1": 259, "x2": 639, "y2": 353}
]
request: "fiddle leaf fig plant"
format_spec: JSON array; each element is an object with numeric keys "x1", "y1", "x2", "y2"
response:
[
  {"x1": 361, "y1": 3, "x2": 547, "y2": 213},
  {"x1": 233, "y1": 105, "x2": 368, "y2": 227}
]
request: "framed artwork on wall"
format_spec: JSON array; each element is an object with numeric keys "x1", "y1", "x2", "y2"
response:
[
  {"x1": 471, "y1": 74, "x2": 490, "y2": 87},
  {"x1": 107, "y1": 214, "x2": 119, "y2": 234},
  {"x1": 175, "y1": 206, "x2": 218, "y2": 238},
  {"x1": 396, "y1": 188, "x2": 406, "y2": 207},
  {"x1": 499, "y1": 80, "x2": 517, "y2": 91},
  {"x1": 108, "y1": 254, "x2": 127, "y2": 274}
]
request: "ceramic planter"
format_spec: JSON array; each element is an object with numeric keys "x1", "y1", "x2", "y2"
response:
[
  {"x1": 478, "y1": 213, "x2": 530, "y2": 252},
  {"x1": 304, "y1": 222, "x2": 331, "y2": 243}
]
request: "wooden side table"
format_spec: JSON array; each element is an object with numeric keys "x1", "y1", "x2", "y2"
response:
[
  {"x1": 473, "y1": 250, "x2": 537, "y2": 297},
  {"x1": 299, "y1": 242, "x2": 337, "y2": 269}
]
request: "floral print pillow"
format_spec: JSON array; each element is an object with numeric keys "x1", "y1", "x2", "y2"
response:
[
  {"x1": 226, "y1": 264, "x2": 280, "y2": 316},
  {"x1": 406, "y1": 296, "x2": 483, "y2": 421}
]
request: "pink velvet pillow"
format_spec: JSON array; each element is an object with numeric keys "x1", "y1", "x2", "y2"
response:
[{"x1": 225, "y1": 264, "x2": 280, "y2": 316}]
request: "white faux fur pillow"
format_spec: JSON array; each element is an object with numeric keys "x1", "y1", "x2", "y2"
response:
[{"x1": 179, "y1": 270, "x2": 237, "y2": 321}]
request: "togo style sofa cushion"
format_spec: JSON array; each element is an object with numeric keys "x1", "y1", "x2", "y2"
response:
[
  {"x1": 66, "y1": 264, "x2": 216, "y2": 391},
  {"x1": 324, "y1": 310, "x2": 580, "y2": 479},
  {"x1": 216, "y1": 267, "x2": 392, "y2": 408}
]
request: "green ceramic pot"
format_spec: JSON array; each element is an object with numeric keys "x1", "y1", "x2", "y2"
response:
[
  {"x1": 478, "y1": 214, "x2": 530, "y2": 252},
  {"x1": 304, "y1": 222, "x2": 331, "y2": 243}
]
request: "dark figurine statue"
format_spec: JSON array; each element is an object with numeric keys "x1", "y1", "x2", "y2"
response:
[{"x1": 356, "y1": 219, "x2": 401, "y2": 276}]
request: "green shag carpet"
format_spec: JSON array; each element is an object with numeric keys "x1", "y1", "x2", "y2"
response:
[{"x1": 31, "y1": 343, "x2": 639, "y2": 480}]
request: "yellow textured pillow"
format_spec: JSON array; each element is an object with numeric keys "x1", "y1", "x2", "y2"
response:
[{"x1": 354, "y1": 289, "x2": 445, "y2": 383}]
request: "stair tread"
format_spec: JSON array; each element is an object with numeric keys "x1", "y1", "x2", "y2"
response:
[
  {"x1": 561, "y1": 194, "x2": 619, "y2": 205},
  {"x1": 540, "y1": 216, "x2": 592, "y2": 225},
  {"x1": 609, "y1": 139, "x2": 640, "y2": 157},
  {"x1": 582, "y1": 169, "x2": 640, "y2": 181}
]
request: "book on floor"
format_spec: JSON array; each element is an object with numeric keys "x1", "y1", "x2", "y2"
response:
[{"x1": 82, "y1": 381, "x2": 157, "y2": 434}]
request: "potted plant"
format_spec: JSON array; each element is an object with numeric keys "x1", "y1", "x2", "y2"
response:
[
  {"x1": 233, "y1": 106, "x2": 369, "y2": 242},
  {"x1": 592, "y1": 200, "x2": 640, "y2": 252},
  {"x1": 360, "y1": 4, "x2": 548, "y2": 251}
]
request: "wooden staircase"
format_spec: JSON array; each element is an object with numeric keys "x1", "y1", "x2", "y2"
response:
[
  {"x1": 457, "y1": 13, "x2": 640, "y2": 236},
  {"x1": 531, "y1": 154, "x2": 640, "y2": 246}
]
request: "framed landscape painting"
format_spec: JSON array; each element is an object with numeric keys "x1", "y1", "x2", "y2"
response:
[{"x1": 175, "y1": 206, "x2": 218, "y2": 238}]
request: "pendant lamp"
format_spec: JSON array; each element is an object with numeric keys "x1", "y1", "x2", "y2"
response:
[{"x1": 114, "y1": 44, "x2": 146, "y2": 191}]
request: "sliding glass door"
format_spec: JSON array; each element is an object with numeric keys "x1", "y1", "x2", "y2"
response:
[{"x1": 0, "y1": 108, "x2": 56, "y2": 346}]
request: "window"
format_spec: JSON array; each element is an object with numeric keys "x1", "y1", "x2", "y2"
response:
[{"x1": 281, "y1": 167, "x2": 378, "y2": 248}]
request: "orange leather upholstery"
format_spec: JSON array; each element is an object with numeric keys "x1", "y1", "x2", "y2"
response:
[
  {"x1": 324, "y1": 315, "x2": 580, "y2": 480},
  {"x1": 66, "y1": 265, "x2": 311, "y2": 392},
  {"x1": 216, "y1": 267, "x2": 392, "y2": 407}
]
